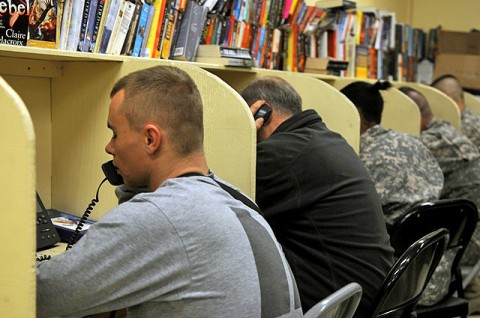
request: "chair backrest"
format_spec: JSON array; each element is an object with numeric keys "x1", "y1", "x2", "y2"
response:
[
  {"x1": 367, "y1": 228, "x2": 449, "y2": 318},
  {"x1": 388, "y1": 199, "x2": 478, "y2": 299},
  {"x1": 303, "y1": 282, "x2": 363, "y2": 318}
]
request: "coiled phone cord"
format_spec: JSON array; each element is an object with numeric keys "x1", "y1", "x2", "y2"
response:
[
  {"x1": 65, "y1": 177, "x2": 108, "y2": 251},
  {"x1": 36, "y1": 254, "x2": 51, "y2": 262}
]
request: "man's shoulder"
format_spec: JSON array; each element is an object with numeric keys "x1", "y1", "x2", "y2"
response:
[
  {"x1": 362, "y1": 127, "x2": 431, "y2": 161},
  {"x1": 362, "y1": 127, "x2": 406, "y2": 148},
  {"x1": 462, "y1": 109, "x2": 480, "y2": 125},
  {"x1": 464, "y1": 108, "x2": 480, "y2": 118}
]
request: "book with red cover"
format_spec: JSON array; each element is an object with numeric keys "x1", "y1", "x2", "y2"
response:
[{"x1": 0, "y1": 0, "x2": 29, "y2": 46}]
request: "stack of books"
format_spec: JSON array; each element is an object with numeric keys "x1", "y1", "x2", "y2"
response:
[
  {"x1": 304, "y1": 57, "x2": 348, "y2": 75},
  {"x1": 194, "y1": 44, "x2": 254, "y2": 67}
]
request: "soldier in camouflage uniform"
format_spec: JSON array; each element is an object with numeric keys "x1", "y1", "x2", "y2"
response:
[
  {"x1": 400, "y1": 86, "x2": 480, "y2": 308},
  {"x1": 342, "y1": 81, "x2": 445, "y2": 307},
  {"x1": 432, "y1": 74, "x2": 480, "y2": 151},
  {"x1": 400, "y1": 87, "x2": 480, "y2": 211},
  {"x1": 341, "y1": 81, "x2": 444, "y2": 227}
]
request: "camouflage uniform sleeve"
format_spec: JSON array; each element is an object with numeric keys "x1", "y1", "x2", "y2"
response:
[
  {"x1": 462, "y1": 109, "x2": 480, "y2": 152},
  {"x1": 360, "y1": 126, "x2": 444, "y2": 224}
]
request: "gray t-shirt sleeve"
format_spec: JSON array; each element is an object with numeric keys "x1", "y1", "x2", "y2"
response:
[{"x1": 36, "y1": 200, "x2": 190, "y2": 317}]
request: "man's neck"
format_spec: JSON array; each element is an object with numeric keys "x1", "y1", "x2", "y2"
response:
[{"x1": 149, "y1": 151, "x2": 209, "y2": 190}]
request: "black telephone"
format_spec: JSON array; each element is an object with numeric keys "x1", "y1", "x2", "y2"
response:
[
  {"x1": 64, "y1": 160, "x2": 123, "y2": 250},
  {"x1": 101, "y1": 160, "x2": 124, "y2": 186},
  {"x1": 36, "y1": 192, "x2": 61, "y2": 251},
  {"x1": 254, "y1": 103, "x2": 272, "y2": 124},
  {"x1": 36, "y1": 161, "x2": 123, "y2": 253}
]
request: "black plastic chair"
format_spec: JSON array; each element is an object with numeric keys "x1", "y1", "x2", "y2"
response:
[
  {"x1": 387, "y1": 199, "x2": 478, "y2": 318},
  {"x1": 366, "y1": 228, "x2": 449, "y2": 318}
]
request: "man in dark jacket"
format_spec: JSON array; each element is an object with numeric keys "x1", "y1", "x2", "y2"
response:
[{"x1": 241, "y1": 76, "x2": 394, "y2": 318}]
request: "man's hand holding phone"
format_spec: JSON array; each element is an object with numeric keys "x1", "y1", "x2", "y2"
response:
[{"x1": 250, "y1": 100, "x2": 272, "y2": 131}]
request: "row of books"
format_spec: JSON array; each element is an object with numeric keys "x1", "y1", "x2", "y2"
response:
[
  {"x1": 0, "y1": 0, "x2": 207, "y2": 60},
  {"x1": 350, "y1": 8, "x2": 427, "y2": 82},
  {"x1": 197, "y1": 0, "x2": 355, "y2": 70},
  {"x1": 0, "y1": 0, "x2": 428, "y2": 81},
  {"x1": 0, "y1": 0, "x2": 353, "y2": 64}
]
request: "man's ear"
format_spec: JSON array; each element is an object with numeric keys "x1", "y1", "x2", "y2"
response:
[{"x1": 144, "y1": 124, "x2": 162, "y2": 154}]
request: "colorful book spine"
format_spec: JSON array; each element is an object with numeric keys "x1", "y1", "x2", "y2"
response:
[
  {"x1": 121, "y1": 0, "x2": 143, "y2": 55},
  {"x1": 89, "y1": 0, "x2": 108, "y2": 52},
  {"x1": 110, "y1": 0, "x2": 136, "y2": 55},
  {"x1": 76, "y1": 0, "x2": 92, "y2": 51},
  {"x1": 143, "y1": 0, "x2": 166, "y2": 58},
  {"x1": 132, "y1": 2, "x2": 152, "y2": 57},
  {"x1": 59, "y1": 0, "x2": 74, "y2": 50},
  {"x1": 81, "y1": 0, "x2": 100, "y2": 52},
  {"x1": 97, "y1": 0, "x2": 121, "y2": 53},
  {"x1": 105, "y1": 0, "x2": 126, "y2": 54},
  {"x1": 139, "y1": 3, "x2": 155, "y2": 57}
]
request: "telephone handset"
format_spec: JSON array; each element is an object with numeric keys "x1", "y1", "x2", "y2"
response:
[
  {"x1": 65, "y1": 160, "x2": 123, "y2": 250},
  {"x1": 102, "y1": 160, "x2": 124, "y2": 186},
  {"x1": 254, "y1": 103, "x2": 272, "y2": 124},
  {"x1": 37, "y1": 161, "x2": 125, "y2": 258}
]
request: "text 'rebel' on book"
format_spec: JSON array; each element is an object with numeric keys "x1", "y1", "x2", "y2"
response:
[{"x1": 0, "y1": 0, "x2": 29, "y2": 46}]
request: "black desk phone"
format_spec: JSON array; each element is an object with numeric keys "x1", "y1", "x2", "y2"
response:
[
  {"x1": 36, "y1": 192, "x2": 61, "y2": 250},
  {"x1": 36, "y1": 160, "x2": 123, "y2": 251}
]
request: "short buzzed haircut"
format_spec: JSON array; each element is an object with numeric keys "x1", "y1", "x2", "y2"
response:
[{"x1": 111, "y1": 66, "x2": 204, "y2": 155}]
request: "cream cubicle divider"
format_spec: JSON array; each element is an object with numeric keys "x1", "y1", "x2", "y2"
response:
[
  {"x1": 0, "y1": 44, "x2": 256, "y2": 222},
  {"x1": 317, "y1": 77, "x2": 421, "y2": 136},
  {"x1": 464, "y1": 91, "x2": 480, "y2": 115},
  {"x1": 0, "y1": 76, "x2": 36, "y2": 316},
  {"x1": 199, "y1": 67, "x2": 361, "y2": 153},
  {"x1": 391, "y1": 82, "x2": 461, "y2": 130}
]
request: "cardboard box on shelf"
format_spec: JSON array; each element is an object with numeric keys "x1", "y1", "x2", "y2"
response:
[
  {"x1": 434, "y1": 54, "x2": 480, "y2": 91},
  {"x1": 437, "y1": 30, "x2": 480, "y2": 55},
  {"x1": 434, "y1": 30, "x2": 480, "y2": 91}
]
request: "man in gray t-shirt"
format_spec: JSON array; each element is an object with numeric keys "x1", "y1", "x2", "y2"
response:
[{"x1": 36, "y1": 66, "x2": 302, "y2": 318}]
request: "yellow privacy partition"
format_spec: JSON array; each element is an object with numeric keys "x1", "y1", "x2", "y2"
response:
[
  {"x1": 0, "y1": 45, "x2": 256, "y2": 222},
  {"x1": 256, "y1": 70, "x2": 360, "y2": 153},
  {"x1": 393, "y1": 82, "x2": 461, "y2": 130},
  {"x1": 0, "y1": 76, "x2": 36, "y2": 317},
  {"x1": 49, "y1": 59, "x2": 256, "y2": 219},
  {"x1": 201, "y1": 67, "x2": 361, "y2": 153},
  {"x1": 326, "y1": 77, "x2": 421, "y2": 136},
  {"x1": 464, "y1": 91, "x2": 480, "y2": 115}
]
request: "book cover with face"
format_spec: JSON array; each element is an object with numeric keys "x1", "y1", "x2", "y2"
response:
[{"x1": 28, "y1": 0, "x2": 57, "y2": 48}]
